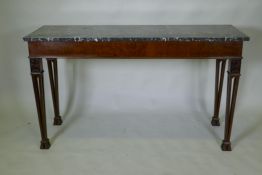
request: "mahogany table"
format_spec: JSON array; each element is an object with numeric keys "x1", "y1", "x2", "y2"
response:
[{"x1": 23, "y1": 25, "x2": 249, "y2": 151}]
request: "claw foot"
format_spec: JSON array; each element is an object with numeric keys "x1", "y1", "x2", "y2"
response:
[
  {"x1": 211, "y1": 117, "x2": 220, "y2": 126},
  {"x1": 40, "y1": 139, "x2": 51, "y2": 149},
  {"x1": 53, "y1": 116, "x2": 63, "y2": 125},
  {"x1": 221, "y1": 140, "x2": 232, "y2": 151}
]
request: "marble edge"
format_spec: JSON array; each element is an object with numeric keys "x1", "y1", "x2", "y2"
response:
[
  {"x1": 23, "y1": 24, "x2": 250, "y2": 42},
  {"x1": 233, "y1": 28, "x2": 250, "y2": 41},
  {"x1": 23, "y1": 37, "x2": 249, "y2": 42}
]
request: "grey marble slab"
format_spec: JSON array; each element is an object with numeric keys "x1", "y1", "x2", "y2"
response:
[{"x1": 23, "y1": 25, "x2": 249, "y2": 42}]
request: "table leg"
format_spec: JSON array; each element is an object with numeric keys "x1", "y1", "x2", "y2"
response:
[
  {"x1": 211, "y1": 59, "x2": 226, "y2": 126},
  {"x1": 221, "y1": 58, "x2": 241, "y2": 151},
  {"x1": 47, "y1": 58, "x2": 63, "y2": 125},
  {"x1": 30, "y1": 58, "x2": 51, "y2": 149}
]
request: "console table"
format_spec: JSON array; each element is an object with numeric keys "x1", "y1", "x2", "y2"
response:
[{"x1": 23, "y1": 25, "x2": 249, "y2": 151}]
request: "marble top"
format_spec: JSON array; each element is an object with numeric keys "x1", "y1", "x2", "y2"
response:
[{"x1": 23, "y1": 25, "x2": 249, "y2": 42}]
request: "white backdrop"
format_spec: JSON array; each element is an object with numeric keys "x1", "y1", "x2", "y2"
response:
[
  {"x1": 0, "y1": 0, "x2": 262, "y2": 175},
  {"x1": 0, "y1": 0, "x2": 261, "y2": 121}
]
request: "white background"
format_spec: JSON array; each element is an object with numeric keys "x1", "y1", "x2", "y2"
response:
[{"x1": 0, "y1": 0, "x2": 262, "y2": 174}]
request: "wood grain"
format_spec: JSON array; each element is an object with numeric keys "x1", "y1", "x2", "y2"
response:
[{"x1": 28, "y1": 41, "x2": 243, "y2": 58}]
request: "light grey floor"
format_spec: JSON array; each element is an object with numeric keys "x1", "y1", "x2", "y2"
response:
[{"x1": 1, "y1": 103, "x2": 262, "y2": 175}]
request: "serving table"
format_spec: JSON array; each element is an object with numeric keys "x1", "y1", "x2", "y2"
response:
[{"x1": 23, "y1": 25, "x2": 249, "y2": 151}]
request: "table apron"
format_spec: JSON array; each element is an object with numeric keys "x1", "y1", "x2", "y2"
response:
[{"x1": 28, "y1": 41, "x2": 243, "y2": 58}]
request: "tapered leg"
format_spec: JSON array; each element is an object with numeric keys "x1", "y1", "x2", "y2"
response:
[
  {"x1": 221, "y1": 58, "x2": 241, "y2": 151},
  {"x1": 30, "y1": 58, "x2": 51, "y2": 149},
  {"x1": 211, "y1": 59, "x2": 226, "y2": 126},
  {"x1": 47, "y1": 58, "x2": 63, "y2": 125}
]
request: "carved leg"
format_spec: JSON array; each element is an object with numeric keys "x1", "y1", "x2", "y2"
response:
[
  {"x1": 221, "y1": 59, "x2": 241, "y2": 151},
  {"x1": 47, "y1": 58, "x2": 63, "y2": 125},
  {"x1": 30, "y1": 58, "x2": 51, "y2": 149},
  {"x1": 211, "y1": 59, "x2": 226, "y2": 126}
]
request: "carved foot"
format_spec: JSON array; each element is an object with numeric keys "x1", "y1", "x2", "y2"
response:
[
  {"x1": 211, "y1": 117, "x2": 220, "y2": 126},
  {"x1": 40, "y1": 139, "x2": 51, "y2": 149},
  {"x1": 221, "y1": 140, "x2": 232, "y2": 151},
  {"x1": 53, "y1": 116, "x2": 63, "y2": 125}
]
